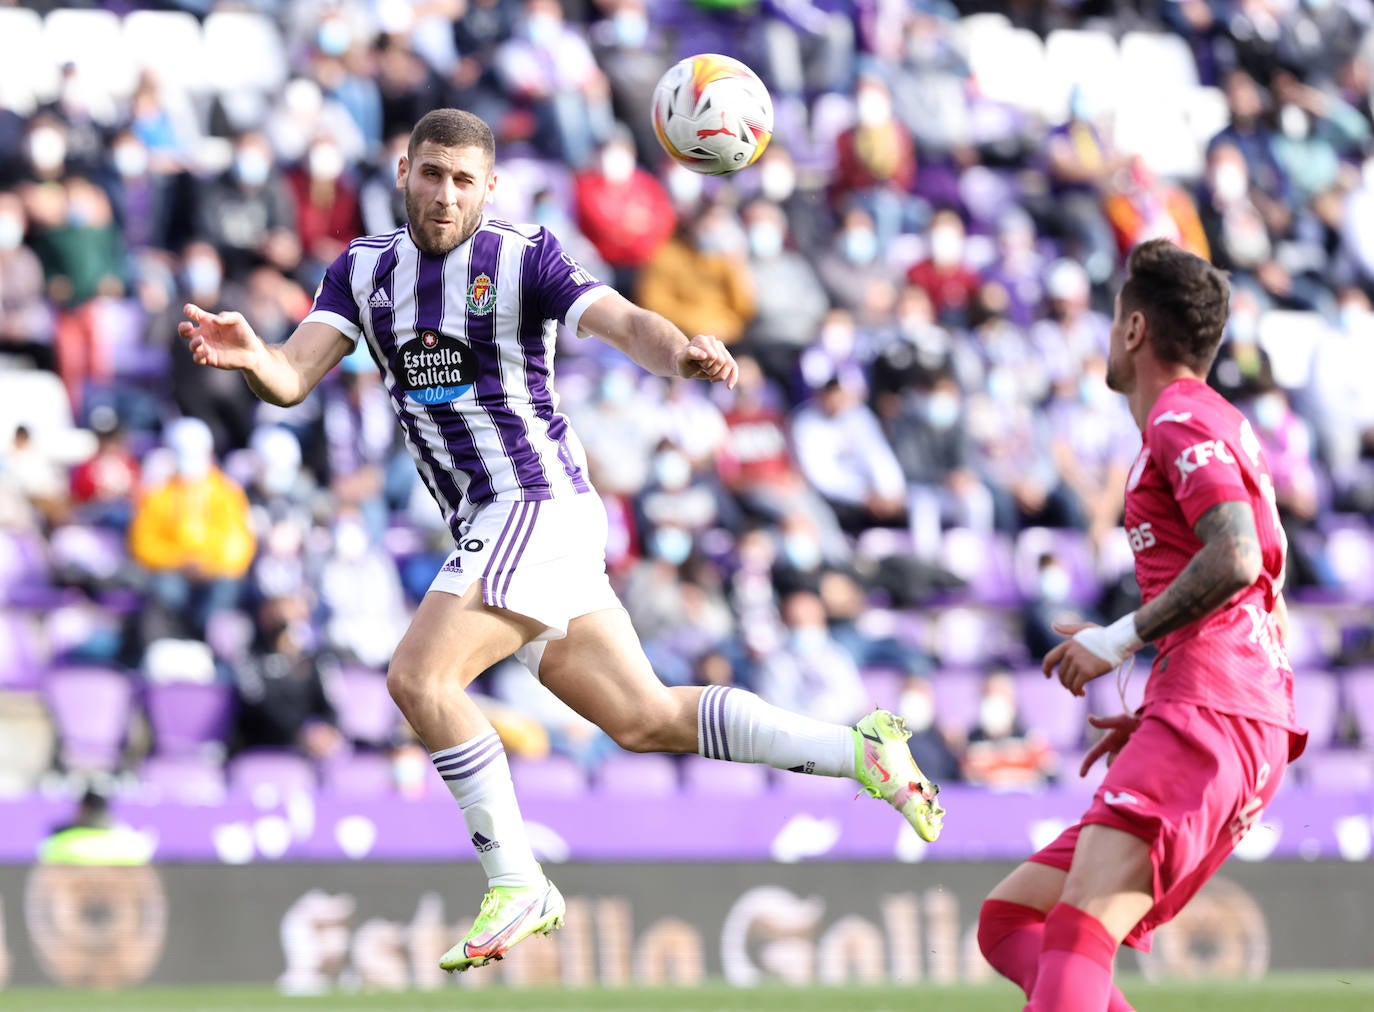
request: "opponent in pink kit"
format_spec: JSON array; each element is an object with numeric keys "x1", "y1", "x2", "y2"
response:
[{"x1": 976, "y1": 240, "x2": 1307, "y2": 1012}]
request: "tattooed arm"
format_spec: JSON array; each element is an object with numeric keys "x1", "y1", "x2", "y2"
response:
[
  {"x1": 1044, "y1": 500, "x2": 1262, "y2": 696},
  {"x1": 1133, "y1": 500, "x2": 1263, "y2": 642}
]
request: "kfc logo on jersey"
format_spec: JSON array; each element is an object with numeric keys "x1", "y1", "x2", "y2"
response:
[{"x1": 1175, "y1": 439, "x2": 1235, "y2": 479}]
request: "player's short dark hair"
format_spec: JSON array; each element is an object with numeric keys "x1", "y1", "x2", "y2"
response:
[
  {"x1": 1119, "y1": 239, "x2": 1230, "y2": 373},
  {"x1": 408, "y1": 109, "x2": 495, "y2": 165}
]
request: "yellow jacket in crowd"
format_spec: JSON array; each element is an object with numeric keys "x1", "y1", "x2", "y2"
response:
[{"x1": 127, "y1": 468, "x2": 256, "y2": 579}]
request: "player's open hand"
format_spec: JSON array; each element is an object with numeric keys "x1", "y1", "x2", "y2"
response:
[
  {"x1": 677, "y1": 333, "x2": 738, "y2": 389},
  {"x1": 177, "y1": 303, "x2": 263, "y2": 372},
  {"x1": 1079, "y1": 712, "x2": 1140, "y2": 777},
  {"x1": 1042, "y1": 620, "x2": 1116, "y2": 697}
]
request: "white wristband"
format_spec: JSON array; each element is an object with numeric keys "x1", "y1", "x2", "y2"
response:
[{"x1": 1073, "y1": 612, "x2": 1144, "y2": 667}]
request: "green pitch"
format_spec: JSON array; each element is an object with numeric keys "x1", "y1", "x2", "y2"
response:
[{"x1": 3, "y1": 975, "x2": 1373, "y2": 1012}]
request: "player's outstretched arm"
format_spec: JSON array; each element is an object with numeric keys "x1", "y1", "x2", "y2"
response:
[
  {"x1": 577, "y1": 290, "x2": 738, "y2": 389},
  {"x1": 1044, "y1": 500, "x2": 1263, "y2": 696},
  {"x1": 178, "y1": 304, "x2": 353, "y2": 408},
  {"x1": 1133, "y1": 500, "x2": 1263, "y2": 643}
]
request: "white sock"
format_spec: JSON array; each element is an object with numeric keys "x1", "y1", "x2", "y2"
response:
[
  {"x1": 431, "y1": 732, "x2": 542, "y2": 888},
  {"x1": 697, "y1": 686, "x2": 857, "y2": 778}
]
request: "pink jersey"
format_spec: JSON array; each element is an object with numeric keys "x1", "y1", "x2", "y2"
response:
[{"x1": 1124, "y1": 378, "x2": 1300, "y2": 732}]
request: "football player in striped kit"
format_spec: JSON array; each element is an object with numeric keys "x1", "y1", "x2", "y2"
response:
[{"x1": 179, "y1": 108, "x2": 944, "y2": 972}]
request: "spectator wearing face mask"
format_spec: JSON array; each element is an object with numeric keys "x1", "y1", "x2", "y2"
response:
[
  {"x1": 752, "y1": 144, "x2": 832, "y2": 258},
  {"x1": 1244, "y1": 383, "x2": 1329, "y2": 589},
  {"x1": 319, "y1": 513, "x2": 410, "y2": 668},
  {"x1": 573, "y1": 129, "x2": 676, "y2": 295},
  {"x1": 979, "y1": 208, "x2": 1047, "y2": 330},
  {"x1": 738, "y1": 197, "x2": 829, "y2": 384},
  {"x1": 753, "y1": 590, "x2": 868, "y2": 724},
  {"x1": 0, "y1": 190, "x2": 54, "y2": 372},
  {"x1": 831, "y1": 73, "x2": 922, "y2": 247},
  {"x1": 157, "y1": 241, "x2": 260, "y2": 453},
  {"x1": 1028, "y1": 258, "x2": 1110, "y2": 387},
  {"x1": 1308, "y1": 287, "x2": 1374, "y2": 512},
  {"x1": 588, "y1": 0, "x2": 674, "y2": 166},
  {"x1": 1206, "y1": 287, "x2": 1275, "y2": 404},
  {"x1": 815, "y1": 205, "x2": 903, "y2": 316},
  {"x1": 106, "y1": 130, "x2": 184, "y2": 256},
  {"x1": 791, "y1": 364, "x2": 908, "y2": 535},
  {"x1": 888, "y1": 372, "x2": 994, "y2": 559},
  {"x1": 896, "y1": 675, "x2": 962, "y2": 787},
  {"x1": 494, "y1": 0, "x2": 614, "y2": 168},
  {"x1": 193, "y1": 130, "x2": 300, "y2": 281},
  {"x1": 636, "y1": 201, "x2": 756, "y2": 345},
  {"x1": 905, "y1": 209, "x2": 982, "y2": 327},
  {"x1": 1043, "y1": 356, "x2": 1138, "y2": 546},
  {"x1": 283, "y1": 136, "x2": 363, "y2": 282},
  {"x1": 128, "y1": 417, "x2": 257, "y2": 641},
  {"x1": 1022, "y1": 551, "x2": 1101, "y2": 660},
  {"x1": 28, "y1": 175, "x2": 128, "y2": 415},
  {"x1": 961, "y1": 671, "x2": 1055, "y2": 790}
]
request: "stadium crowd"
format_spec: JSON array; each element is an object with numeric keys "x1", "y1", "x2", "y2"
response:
[{"x1": 1, "y1": 0, "x2": 1373, "y2": 805}]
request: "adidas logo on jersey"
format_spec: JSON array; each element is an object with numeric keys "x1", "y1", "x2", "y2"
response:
[{"x1": 368, "y1": 288, "x2": 393, "y2": 309}]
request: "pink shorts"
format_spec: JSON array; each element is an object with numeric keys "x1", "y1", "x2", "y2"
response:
[{"x1": 1029, "y1": 700, "x2": 1295, "y2": 951}]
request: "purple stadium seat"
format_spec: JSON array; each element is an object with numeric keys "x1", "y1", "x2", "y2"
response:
[
  {"x1": 0, "y1": 612, "x2": 45, "y2": 690},
  {"x1": 932, "y1": 607, "x2": 1019, "y2": 668},
  {"x1": 1325, "y1": 527, "x2": 1374, "y2": 603},
  {"x1": 940, "y1": 528, "x2": 1020, "y2": 607},
  {"x1": 319, "y1": 751, "x2": 396, "y2": 799},
  {"x1": 139, "y1": 755, "x2": 227, "y2": 804},
  {"x1": 205, "y1": 608, "x2": 254, "y2": 664},
  {"x1": 145, "y1": 681, "x2": 235, "y2": 758},
  {"x1": 592, "y1": 753, "x2": 679, "y2": 797},
  {"x1": 1013, "y1": 527, "x2": 1102, "y2": 608},
  {"x1": 1013, "y1": 668, "x2": 1088, "y2": 750},
  {"x1": 1285, "y1": 607, "x2": 1337, "y2": 670},
  {"x1": 331, "y1": 666, "x2": 398, "y2": 748},
  {"x1": 0, "y1": 529, "x2": 57, "y2": 607},
  {"x1": 1086, "y1": 666, "x2": 1147, "y2": 717},
  {"x1": 859, "y1": 668, "x2": 903, "y2": 711},
  {"x1": 930, "y1": 669, "x2": 983, "y2": 738},
  {"x1": 1300, "y1": 749, "x2": 1374, "y2": 793},
  {"x1": 509, "y1": 754, "x2": 590, "y2": 798},
  {"x1": 679, "y1": 754, "x2": 768, "y2": 796},
  {"x1": 1344, "y1": 668, "x2": 1374, "y2": 746},
  {"x1": 227, "y1": 749, "x2": 317, "y2": 801},
  {"x1": 43, "y1": 665, "x2": 134, "y2": 771},
  {"x1": 48, "y1": 524, "x2": 124, "y2": 583},
  {"x1": 1293, "y1": 671, "x2": 1341, "y2": 750}
]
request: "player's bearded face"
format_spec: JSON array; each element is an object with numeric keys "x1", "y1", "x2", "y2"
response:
[
  {"x1": 401, "y1": 143, "x2": 494, "y2": 256},
  {"x1": 1106, "y1": 293, "x2": 1132, "y2": 393}
]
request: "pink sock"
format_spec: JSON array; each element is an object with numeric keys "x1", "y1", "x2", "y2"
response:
[
  {"x1": 1024, "y1": 903, "x2": 1124, "y2": 1012},
  {"x1": 978, "y1": 899, "x2": 1045, "y2": 994},
  {"x1": 980, "y1": 899, "x2": 1134, "y2": 1010}
]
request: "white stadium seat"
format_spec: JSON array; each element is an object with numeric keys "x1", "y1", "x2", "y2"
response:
[
  {"x1": 1114, "y1": 97, "x2": 1204, "y2": 180},
  {"x1": 1043, "y1": 29, "x2": 1121, "y2": 123},
  {"x1": 202, "y1": 11, "x2": 288, "y2": 96},
  {"x1": 44, "y1": 9, "x2": 137, "y2": 103},
  {"x1": 967, "y1": 28, "x2": 1048, "y2": 116},
  {"x1": 1185, "y1": 85, "x2": 1231, "y2": 149},
  {"x1": 1258, "y1": 310, "x2": 1327, "y2": 390},
  {"x1": 124, "y1": 10, "x2": 207, "y2": 97},
  {"x1": 0, "y1": 7, "x2": 57, "y2": 112},
  {"x1": 1119, "y1": 31, "x2": 1199, "y2": 98}
]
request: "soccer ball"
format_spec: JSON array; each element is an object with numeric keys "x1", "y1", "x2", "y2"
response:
[{"x1": 651, "y1": 53, "x2": 774, "y2": 176}]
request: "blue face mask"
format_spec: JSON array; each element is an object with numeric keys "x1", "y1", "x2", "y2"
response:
[
  {"x1": 841, "y1": 229, "x2": 877, "y2": 264},
  {"x1": 612, "y1": 11, "x2": 648, "y2": 47},
  {"x1": 651, "y1": 527, "x2": 692, "y2": 565}
]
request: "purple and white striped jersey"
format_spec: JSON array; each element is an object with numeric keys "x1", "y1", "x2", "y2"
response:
[{"x1": 305, "y1": 219, "x2": 609, "y2": 534}]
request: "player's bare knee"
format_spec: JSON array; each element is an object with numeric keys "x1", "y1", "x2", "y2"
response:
[{"x1": 607, "y1": 701, "x2": 682, "y2": 753}]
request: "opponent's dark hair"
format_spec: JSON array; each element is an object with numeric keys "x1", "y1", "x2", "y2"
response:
[
  {"x1": 1119, "y1": 239, "x2": 1230, "y2": 373},
  {"x1": 408, "y1": 109, "x2": 495, "y2": 164}
]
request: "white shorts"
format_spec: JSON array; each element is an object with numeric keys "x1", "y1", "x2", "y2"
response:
[{"x1": 428, "y1": 492, "x2": 622, "y2": 672}]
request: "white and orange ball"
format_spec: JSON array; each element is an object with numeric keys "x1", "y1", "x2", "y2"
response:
[{"x1": 651, "y1": 53, "x2": 774, "y2": 176}]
